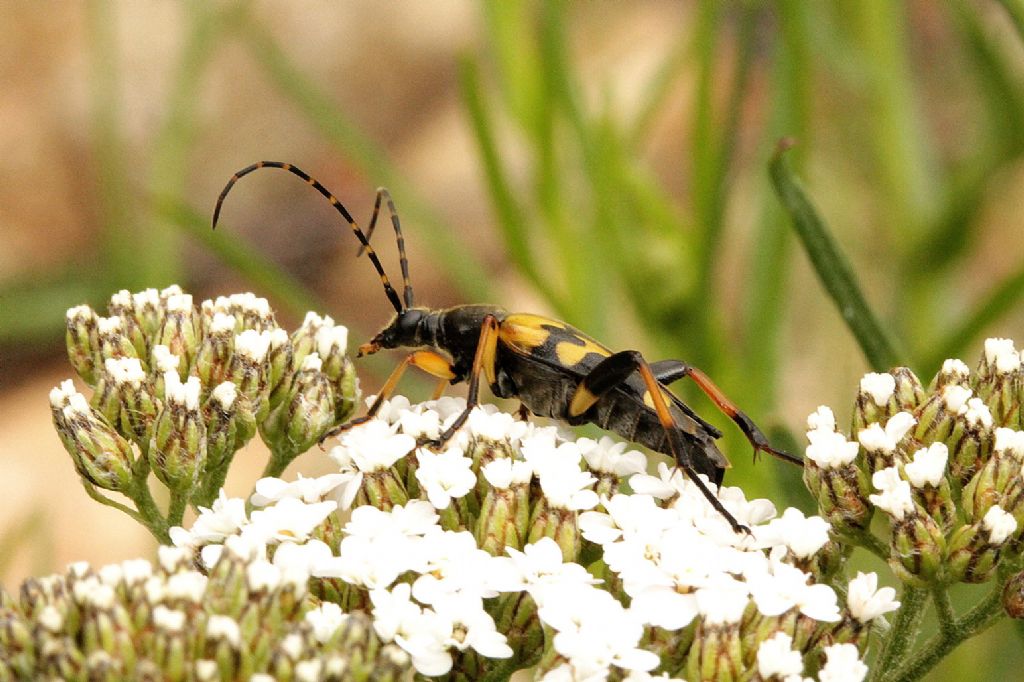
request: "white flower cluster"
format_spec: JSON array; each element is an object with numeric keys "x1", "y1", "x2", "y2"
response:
[{"x1": 167, "y1": 395, "x2": 894, "y2": 680}]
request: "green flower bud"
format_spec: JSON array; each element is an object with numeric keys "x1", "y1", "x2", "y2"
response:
[
  {"x1": 107, "y1": 289, "x2": 149, "y2": 360},
  {"x1": 203, "y1": 382, "x2": 257, "y2": 474},
  {"x1": 150, "y1": 345, "x2": 181, "y2": 401},
  {"x1": 290, "y1": 312, "x2": 334, "y2": 371},
  {"x1": 888, "y1": 511, "x2": 946, "y2": 586},
  {"x1": 266, "y1": 328, "x2": 294, "y2": 403},
  {"x1": 526, "y1": 499, "x2": 580, "y2": 562},
  {"x1": 316, "y1": 324, "x2": 359, "y2": 424},
  {"x1": 149, "y1": 373, "x2": 207, "y2": 495},
  {"x1": 50, "y1": 387, "x2": 135, "y2": 492},
  {"x1": 947, "y1": 506, "x2": 1016, "y2": 583},
  {"x1": 65, "y1": 304, "x2": 100, "y2": 385},
  {"x1": 974, "y1": 338, "x2": 1022, "y2": 429},
  {"x1": 96, "y1": 316, "x2": 140, "y2": 365},
  {"x1": 228, "y1": 329, "x2": 273, "y2": 419},
  {"x1": 804, "y1": 460, "x2": 873, "y2": 533},
  {"x1": 195, "y1": 313, "x2": 237, "y2": 391},
  {"x1": 946, "y1": 397, "x2": 995, "y2": 488},
  {"x1": 207, "y1": 292, "x2": 277, "y2": 333},
  {"x1": 685, "y1": 621, "x2": 743, "y2": 682},
  {"x1": 853, "y1": 372, "x2": 899, "y2": 432},
  {"x1": 356, "y1": 470, "x2": 409, "y2": 511},
  {"x1": 261, "y1": 354, "x2": 335, "y2": 462},
  {"x1": 91, "y1": 358, "x2": 159, "y2": 446},
  {"x1": 928, "y1": 358, "x2": 971, "y2": 393},
  {"x1": 154, "y1": 293, "x2": 199, "y2": 379},
  {"x1": 476, "y1": 459, "x2": 531, "y2": 555}
]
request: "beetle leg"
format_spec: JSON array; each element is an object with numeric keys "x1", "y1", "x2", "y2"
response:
[
  {"x1": 421, "y1": 315, "x2": 500, "y2": 449},
  {"x1": 430, "y1": 377, "x2": 449, "y2": 401},
  {"x1": 318, "y1": 349, "x2": 456, "y2": 446},
  {"x1": 647, "y1": 360, "x2": 802, "y2": 467},
  {"x1": 567, "y1": 350, "x2": 748, "y2": 534}
]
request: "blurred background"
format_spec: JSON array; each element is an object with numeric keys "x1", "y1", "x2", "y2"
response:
[{"x1": 2, "y1": 2, "x2": 1024, "y2": 677}]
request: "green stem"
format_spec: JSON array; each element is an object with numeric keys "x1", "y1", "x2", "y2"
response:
[
  {"x1": 262, "y1": 446, "x2": 299, "y2": 480},
  {"x1": 888, "y1": 577, "x2": 1009, "y2": 682},
  {"x1": 81, "y1": 481, "x2": 145, "y2": 524},
  {"x1": 167, "y1": 491, "x2": 188, "y2": 529},
  {"x1": 931, "y1": 586, "x2": 956, "y2": 638},
  {"x1": 872, "y1": 585, "x2": 927, "y2": 679},
  {"x1": 127, "y1": 480, "x2": 171, "y2": 544},
  {"x1": 846, "y1": 528, "x2": 889, "y2": 562}
]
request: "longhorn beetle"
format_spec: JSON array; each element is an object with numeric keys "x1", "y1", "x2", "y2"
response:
[{"x1": 212, "y1": 161, "x2": 802, "y2": 533}]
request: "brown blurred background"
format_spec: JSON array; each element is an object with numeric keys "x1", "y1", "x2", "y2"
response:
[{"x1": 2, "y1": 3, "x2": 1024, "y2": 677}]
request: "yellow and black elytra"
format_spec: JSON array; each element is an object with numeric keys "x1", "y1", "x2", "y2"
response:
[{"x1": 212, "y1": 161, "x2": 803, "y2": 533}]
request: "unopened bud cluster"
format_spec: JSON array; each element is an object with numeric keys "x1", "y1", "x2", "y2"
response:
[
  {"x1": 53, "y1": 287, "x2": 358, "y2": 528},
  {"x1": 805, "y1": 338, "x2": 1024, "y2": 587},
  {"x1": 0, "y1": 543, "x2": 411, "y2": 681}
]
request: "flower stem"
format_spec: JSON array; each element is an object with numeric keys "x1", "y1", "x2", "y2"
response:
[
  {"x1": 888, "y1": 577, "x2": 1008, "y2": 682},
  {"x1": 871, "y1": 585, "x2": 927, "y2": 679}
]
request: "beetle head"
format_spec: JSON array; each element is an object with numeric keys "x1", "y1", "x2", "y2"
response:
[{"x1": 358, "y1": 307, "x2": 428, "y2": 357}]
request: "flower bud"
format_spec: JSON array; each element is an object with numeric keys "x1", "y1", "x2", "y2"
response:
[
  {"x1": 107, "y1": 289, "x2": 149, "y2": 359},
  {"x1": 929, "y1": 358, "x2": 971, "y2": 393},
  {"x1": 262, "y1": 354, "x2": 335, "y2": 462},
  {"x1": 902, "y1": 443, "x2": 955, "y2": 531},
  {"x1": 154, "y1": 293, "x2": 199, "y2": 379},
  {"x1": 228, "y1": 330, "x2": 272, "y2": 419},
  {"x1": 804, "y1": 407, "x2": 873, "y2": 532},
  {"x1": 195, "y1": 313, "x2": 237, "y2": 391},
  {"x1": 95, "y1": 316, "x2": 139, "y2": 365},
  {"x1": 857, "y1": 411, "x2": 917, "y2": 475},
  {"x1": 946, "y1": 397, "x2": 994, "y2": 487},
  {"x1": 888, "y1": 511, "x2": 946, "y2": 585},
  {"x1": 946, "y1": 506, "x2": 1016, "y2": 583},
  {"x1": 476, "y1": 458, "x2": 532, "y2": 555},
  {"x1": 316, "y1": 324, "x2": 359, "y2": 425},
  {"x1": 266, "y1": 328, "x2": 294, "y2": 402},
  {"x1": 203, "y1": 381, "x2": 257, "y2": 474},
  {"x1": 207, "y1": 292, "x2": 276, "y2": 333},
  {"x1": 853, "y1": 372, "x2": 898, "y2": 432},
  {"x1": 974, "y1": 338, "x2": 1022, "y2": 429},
  {"x1": 65, "y1": 305, "x2": 100, "y2": 385},
  {"x1": 91, "y1": 358, "x2": 159, "y2": 446},
  {"x1": 149, "y1": 373, "x2": 207, "y2": 495},
  {"x1": 51, "y1": 388, "x2": 135, "y2": 492}
]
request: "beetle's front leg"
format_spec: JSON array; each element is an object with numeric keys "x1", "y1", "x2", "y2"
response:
[
  {"x1": 318, "y1": 349, "x2": 456, "y2": 446},
  {"x1": 418, "y1": 314, "x2": 500, "y2": 451}
]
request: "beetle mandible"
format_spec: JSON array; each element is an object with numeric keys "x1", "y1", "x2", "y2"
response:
[{"x1": 212, "y1": 161, "x2": 803, "y2": 533}]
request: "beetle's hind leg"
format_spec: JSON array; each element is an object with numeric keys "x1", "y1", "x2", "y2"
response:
[
  {"x1": 652, "y1": 360, "x2": 802, "y2": 467},
  {"x1": 567, "y1": 350, "x2": 749, "y2": 534}
]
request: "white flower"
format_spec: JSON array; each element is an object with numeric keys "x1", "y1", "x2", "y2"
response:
[
  {"x1": 963, "y1": 398, "x2": 993, "y2": 429},
  {"x1": 412, "y1": 530, "x2": 500, "y2": 603},
  {"x1": 481, "y1": 458, "x2": 533, "y2": 489},
  {"x1": 869, "y1": 467, "x2": 915, "y2": 520},
  {"x1": 995, "y1": 428, "x2": 1024, "y2": 459},
  {"x1": 331, "y1": 419, "x2": 415, "y2": 471},
  {"x1": 983, "y1": 505, "x2": 1017, "y2": 545},
  {"x1": 489, "y1": 537, "x2": 600, "y2": 598},
  {"x1": 756, "y1": 507, "x2": 831, "y2": 558},
  {"x1": 903, "y1": 443, "x2": 948, "y2": 488},
  {"x1": 538, "y1": 463, "x2": 599, "y2": 511},
  {"x1": 415, "y1": 446, "x2": 477, "y2": 509},
  {"x1": 430, "y1": 593, "x2": 513, "y2": 659},
  {"x1": 860, "y1": 372, "x2": 896, "y2": 406},
  {"x1": 306, "y1": 601, "x2": 350, "y2": 643},
  {"x1": 847, "y1": 572, "x2": 900, "y2": 623},
  {"x1": 748, "y1": 561, "x2": 840, "y2": 622},
  {"x1": 984, "y1": 337, "x2": 1021, "y2": 374},
  {"x1": 940, "y1": 358, "x2": 970, "y2": 380},
  {"x1": 757, "y1": 631, "x2": 804, "y2": 678},
  {"x1": 151, "y1": 345, "x2": 180, "y2": 373},
  {"x1": 246, "y1": 497, "x2": 337, "y2": 544},
  {"x1": 806, "y1": 429, "x2": 860, "y2": 468},
  {"x1": 466, "y1": 406, "x2": 530, "y2": 443},
  {"x1": 206, "y1": 615, "x2": 241, "y2": 647},
  {"x1": 164, "y1": 372, "x2": 201, "y2": 410},
  {"x1": 577, "y1": 436, "x2": 647, "y2": 476},
  {"x1": 807, "y1": 405, "x2": 837, "y2": 431},
  {"x1": 250, "y1": 473, "x2": 352, "y2": 507},
  {"x1": 942, "y1": 384, "x2": 973, "y2": 413},
  {"x1": 169, "y1": 491, "x2": 248, "y2": 549},
  {"x1": 104, "y1": 357, "x2": 146, "y2": 385},
  {"x1": 316, "y1": 323, "x2": 349, "y2": 358},
  {"x1": 695, "y1": 574, "x2": 750, "y2": 625},
  {"x1": 539, "y1": 583, "x2": 660, "y2": 675},
  {"x1": 819, "y1": 643, "x2": 868, "y2": 682},
  {"x1": 370, "y1": 584, "x2": 452, "y2": 676},
  {"x1": 234, "y1": 329, "x2": 272, "y2": 362},
  {"x1": 857, "y1": 411, "x2": 916, "y2": 453},
  {"x1": 153, "y1": 605, "x2": 186, "y2": 632}
]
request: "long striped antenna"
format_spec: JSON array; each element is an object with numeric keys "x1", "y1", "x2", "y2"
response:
[
  {"x1": 211, "y1": 161, "x2": 405, "y2": 313},
  {"x1": 361, "y1": 188, "x2": 414, "y2": 309}
]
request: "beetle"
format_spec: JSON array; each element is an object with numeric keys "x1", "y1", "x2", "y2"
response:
[{"x1": 212, "y1": 161, "x2": 802, "y2": 533}]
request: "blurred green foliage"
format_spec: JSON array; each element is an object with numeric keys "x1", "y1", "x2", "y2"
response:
[{"x1": 5, "y1": 2, "x2": 1024, "y2": 678}]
